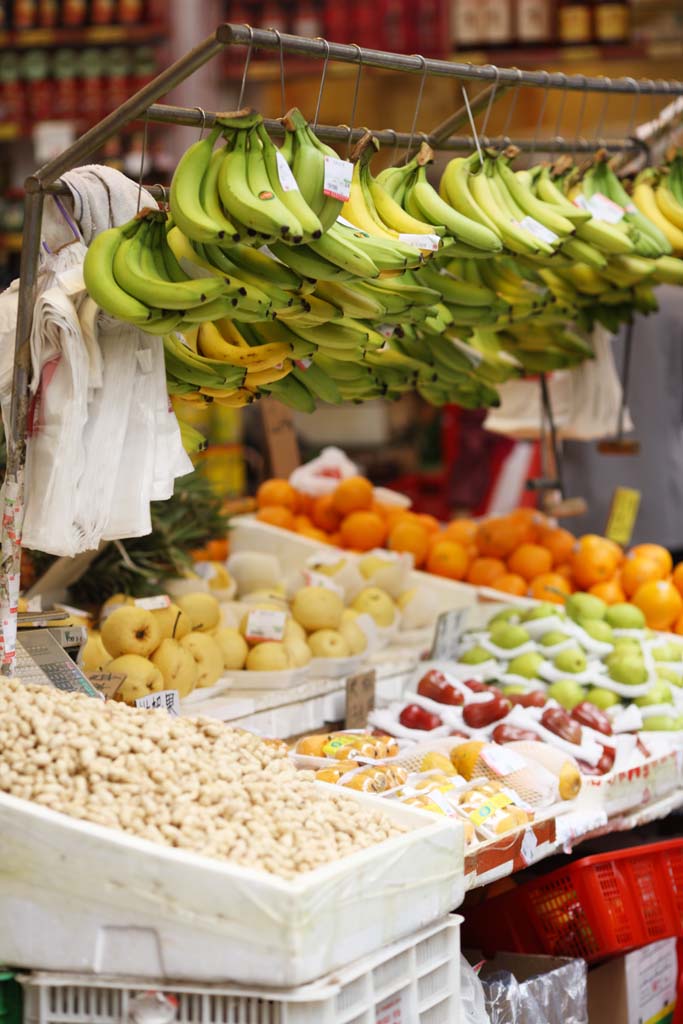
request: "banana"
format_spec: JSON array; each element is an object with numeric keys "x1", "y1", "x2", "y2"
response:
[
  {"x1": 83, "y1": 219, "x2": 157, "y2": 324},
  {"x1": 254, "y1": 121, "x2": 323, "y2": 241},
  {"x1": 275, "y1": 293, "x2": 342, "y2": 324},
  {"x1": 468, "y1": 166, "x2": 549, "y2": 256},
  {"x1": 656, "y1": 177, "x2": 683, "y2": 230},
  {"x1": 313, "y1": 279, "x2": 387, "y2": 319},
  {"x1": 211, "y1": 389, "x2": 259, "y2": 407},
  {"x1": 222, "y1": 241, "x2": 304, "y2": 292},
  {"x1": 199, "y1": 242, "x2": 292, "y2": 312},
  {"x1": 218, "y1": 128, "x2": 297, "y2": 242},
  {"x1": 309, "y1": 223, "x2": 382, "y2": 278},
  {"x1": 265, "y1": 373, "x2": 317, "y2": 412},
  {"x1": 410, "y1": 160, "x2": 502, "y2": 253},
  {"x1": 282, "y1": 108, "x2": 345, "y2": 230},
  {"x1": 244, "y1": 360, "x2": 292, "y2": 388},
  {"x1": 199, "y1": 143, "x2": 242, "y2": 243},
  {"x1": 369, "y1": 169, "x2": 444, "y2": 237},
  {"x1": 291, "y1": 361, "x2": 342, "y2": 404},
  {"x1": 633, "y1": 170, "x2": 683, "y2": 253},
  {"x1": 534, "y1": 167, "x2": 591, "y2": 224},
  {"x1": 113, "y1": 217, "x2": 227, "y2": 311},
  {"x1": 494, "y1": 157, "x2": 575, "y2": 237},
  {"x1": 170, "y1": 125, "x2": 239, "y2": 244},
  {"x1": 585, "y1": 159, "x2": 671, "y2": 257},
  {"x1": 417, "y1": 262, "x2": 502, "y2": 307},
  {"x1": 342, "y1": 160, "x2": 397, "y2": 240},
  {"x1": 268, "y1": 239, "x2": 353, "y2": 282},
  {"x1": 651, "y1": 254, "x2": 683, "y2": 285},
  {"x1": 560, "y1": 236, "x2": 608, "y2": 269},
  {"x1": 239, "y1": 319, "x2": 316, "y2": 358},
  {"x1": 163, "y1": 332, "x2": 246, "y2": 389},
  {"x1": 178, "y1": 419, "x2": 209, "y2": 454},
  {"x1": 197, "y1": 321, "x2": 291, "y2": 368}
]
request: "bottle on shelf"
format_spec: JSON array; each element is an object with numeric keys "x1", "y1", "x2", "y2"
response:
[
  {"x1": 118, "y1": 0, "x2": 145, "y2": 22},
  {"x1": 451, "y1": 0, "x2": 486, "y2": 49},
  {"x1": 13, "y1": 0, "x2": 39, "y2": 29},
  {"x1": 292, "y1": 0, "x2": 322, "y2": 39},
  {"x1": 594, "y1": 0, "x2": 629, "y2": 44},
  {"x1": 37, "y1": 0, "x2": 59, "y2": 28},
  {"x1": 483, "y1": 0, "x2": 514, "y2": 46},
  {"x1": 557, "y1": 1, "x2": 594, "y2": 45},
  {"x1": 515, "y1": 0, "x2": 554, "y2": 45},
  {"x1": 91, "y1": 0, "x2": 117, "y2": 24},
  {"x1": 61, "y1": 0, "x2": 89, "y2": 27}
]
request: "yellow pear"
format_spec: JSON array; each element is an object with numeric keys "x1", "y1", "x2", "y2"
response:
[
  {"x1": 227, "y1": 551, "x2": 281, "y2": 596},
  {"x1": 99, "y1": 592, "x2": 134, "y2": 623},
  {"x1": 396, "y1": 586, "x2": 440, "y2": 630},
  {"x1": 283, "y1": 637, "x2": 312, "y2": 668},
  {"x1": 81, "y1": 631, "x2": 112, "y2": 674},
  {"x1": 292, "y1": 586, "x2": 344, "y2": 632},
  {"x1": 246, "y1": 641, "x2": 290, "y2": 672},
  {"x1": 238, "y1": 604, "x2": 288, "y2": 645},
  {"x1": 152, "y1": 603, "x2": 192, "y2": 641},
  {"x1": 284, "y1": 618, "x2": 307, "y2": 644},
  {"x1": 150, "y1": 639, "x2": 198, "y2": 698},
  {"x1": 101, "y1": 606, "x2": 161, "y2": 659},
  {"x1": 107, "y1": 654, "x2": 164, "y2": 704},
  {"x1": 176, "y1": 592, "x2": 221, "y2": 632},
  {"x1": 213, "y1": 627, "x2": 249, "y2": 670},
  {"x1": 179, "y1": 631, "x2": 224, "y2": 687},
  {"x1": 341, "y1": 608, "x2": 359, "y2": 624},
  {"x1": 339, "y1": 618, "x2": 368, "y2": 655},
  {"x1": 358, "y1": 554, "x2": 395, "y2": 579},
  {"x1": 352, "y1": 587, "x2": 397, "y2": 628},
  {"x1": 307, "y1": 629, "x2": 351, "y2": 659}
]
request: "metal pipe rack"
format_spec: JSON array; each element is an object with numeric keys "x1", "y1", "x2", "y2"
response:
[{"x1": 2, "y1": 22, "x2": 681, "y2": 671}]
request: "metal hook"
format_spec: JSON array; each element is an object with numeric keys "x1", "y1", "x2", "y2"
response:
[
  {"x1": 624, "y1": 77, "x2": 641, "y2": 138},
  {"x1": 551, "y1": 73, "x2": 568, "y2": 157},
  {"x1": 346, "y1": 44, "x2": 364, "y2": 158},
  {"x1": 480, "y1": 65, "x2": 500, "y2": 139},
  {"x1": 193, "y1": 106, "x2": 207, "y2": 140},
  {"x1": 501, "y1": 68, "x2": 523, "y2": 145},
  {"x1": 461, "y1": 83, "x2": 483, "y2": 166},
  {"x1": 572, "y1": 74, "x2": 589, "y2": 159},
  {"x1": 154, "y1": 184, "x2": 169, "y2": 207},
  {"x1": 385, "y1": 127, "x2": 400, "y2": 165},
  {"x1": 237, "y1": 24, "x2": 254, "y2": 110},
  {"x1": 270, "y1": 29, "x2": 286, "y2": 115},
  {"x1": 404, "y1": 55, "x2": 428, "y2": 163},
  {"x1": 595, "y1": 79, "x2": 612, "y2": 146},
  {"x1": 530, "y1": 71, "x2": 550, "y2": 157},
  {"x1": 136, "y1": 112, "x2": 149, "y2": 214},
  {"x1": 313, "y1": 37, "x2": 330, "y2": 128}
]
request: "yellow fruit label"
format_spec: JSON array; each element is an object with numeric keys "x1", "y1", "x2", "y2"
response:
[
  {"x1": 323, "y1": 735, "x2": 361, "y2": 756},
  {"x1": 467, "y1": 791, "x2": 513, "y2": 827},
  {"x1": 605, "y1": 486, "x2": 641, "y2": 546}
]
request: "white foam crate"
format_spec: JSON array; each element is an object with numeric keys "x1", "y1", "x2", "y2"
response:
[
  {"x1": 180, "y1": 678, "x2": 347, "y2": 735},
  {"x1": 20, "y1": 915, "x2": 462, "y2": 1024},
  {"x1": 0, "y1": 787, "x2": 464, "y2": 986}
]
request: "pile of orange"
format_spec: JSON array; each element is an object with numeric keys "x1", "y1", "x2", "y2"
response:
[{"x1": 255, "y1": 479, "x2": 683, "y2": 633}]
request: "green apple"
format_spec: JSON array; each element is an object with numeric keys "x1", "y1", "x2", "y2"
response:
[
  {"x1": 611, "y1": 637, "x2": 642, "y2": 653},
  {"x1": 565, "y1": 593, "x2": 607, "y2": 623},
  {"x1": 539, "y1": 630, "x2": 570, "y2": 647},
  {"x1": 586, "y1": 687, "x2": 621, "y2": 709},
  {"x1": 651, "y1": 642, "x2": 679, "y2": 662},
  {"x1": 488, "y1": 608, "x2": 520, "y2": 628},
  {"x1": 635, "y1": 681, "x2": 673, "y2": 706},
  {"x1": 607, "y1": 654, "x2": 648, "y2": 686},
  {"x1": 578, "y1": 619, "x2": 614, "y2": 643},
  {"x1": 657, "y1": 666, "x2": 683, "y2": 687},
  {"x1": 553, "y1": 647, "x2": 588, "y2": 674},
  {"x1": 604, "y1": 603, "x2": 646, "y2": 629},
  {"x1": 489, "y1": 624, "x2": 531, "y2": 649},
  {"x1": 668, "y1": 644, "x2": 683, "y2": 663},
  {"x1": 507, "y1": 651, "x2": 544, "y2": 678},
  {"x1": 460, "y1": 645, "x2": 494, "y2": 665},
  {"x1": 522, "y1": 603, "x2": 561, "y2": 622},
  {"x1": 641, "y1": 715, "x2": 683, "y2": 731},
  {"x1": 548, "y1": 678, "x2": 586, "y2": 710}
]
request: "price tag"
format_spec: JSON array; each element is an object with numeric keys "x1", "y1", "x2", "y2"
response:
[
  {"x1": 517, "y1": 216, "x2": 559, "y2": 245},
  {"x1": 194, "y1": 562, "x2": 219, "y2": 581},
  {"x1": 295, "y1": 357, "x2": 312, "y2": 370},
  {"x1": 429, "y1": 609, "x2": 466, "y2": 660},
  {"x1": 88, "y1": 672, "x2": 127, "y2": 699},
  {"x1": 345, "y1": 669, "x2": 376, "y2": 729},
  {"x1": 323, "y1": 156, "x2": 353, "y2": 201},
  {"x1": 245, "y1": 608, "x2": 287, "y2": 643},
  {"x1": 480, "y1": 745, "x2": 527, "y2": 776},
  {"x1": 378, "y1": 324, "x2": 395, "y2": 338},
  {"x1": 48, "y1": 626, "x2": 88, "y2": 648},
  {"x1": 276, "y1": 151, "x2": 299, "y2": 192},
  {"x1": 605, "y1": 486, "x2": 641, "y2": 546},
  {"x1": 33, "y1": 120, "x2": 76, "y2": 164},
  {"x1": 586, "y1": 191, "x2": 625, "y2": 224},
  {"x1": 134, "y1": 595, "x2": 171, "y2": 610},
  {"x1": 398, "y1": 232, "x2": 441, "y2": 251},
  {"x1": 468, "y1": 790, "x2": 513, "y2": 827},
  {"x1": 135, "y1": 690, "x2": 180, "y2": 716},
  {"x1": 520, "y1": 827, "x2": 538, "y2": 865}
]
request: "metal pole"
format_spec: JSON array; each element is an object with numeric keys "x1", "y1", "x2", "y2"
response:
[{"x1": 217, "y1": 23, "x2": 682, "y2": 96}]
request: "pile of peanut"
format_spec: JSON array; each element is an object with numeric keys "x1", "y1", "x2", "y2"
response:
[{"x1": 0, "y1": 681, "x2": 404, "y2": 878}]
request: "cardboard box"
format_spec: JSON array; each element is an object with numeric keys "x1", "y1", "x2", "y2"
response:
[
  {"x1": 587, "y1": 938, "x2": 678, "y2": 1024},
  {"x1": 467, "y1": 951, "x2": 588, "y2": 1024}
]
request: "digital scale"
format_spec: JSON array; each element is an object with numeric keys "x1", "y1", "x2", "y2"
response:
[{"x1": 10, "y1": 612, "x2": 100, "y2": 698}]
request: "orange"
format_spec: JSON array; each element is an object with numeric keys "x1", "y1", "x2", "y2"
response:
[
  {"x1": 508, "y1": 507, "x2": 546, "y2": 544},
  {"x1": 339, "y1": 511, "x2": 387, "y2": 552},
  {"x1": 190, "y1": 546, "x2": 209, "y2": 562},
  {"x1": 538, "y1": 525, "x2": 575, "y2": 567},
  {"x1": 492, "y1": 573, "x2": 527, "y2": 596},
  {"x1": 328, "y1": 531, "x2": 342, "y2": 547},
  {"x1": 507, "y1": 543, "x2": 553, "y2": 582},
  {"x1": 311, "y1": 494, "x2": 341, "y2": 534},
  {"x1": 589, "y1": 579, "x2": 626, "y2": 605},
  {"x1": 475, "y1": 516, "x2": 528, "y2": 559},
  {"x1": 632, "y1": 579, "x2": 683, "y2": 631},
  {"x1": 444, "y1": 518, "x2": 478, "y2": 546},
  {"x1": 205, "y1": 538, "x2": 229, "y2": 562},
  {"x1": 555, "y1": 562, "x2": 573, "y2": 582},
  {"x1": 672, "y1": 562, "x2": 683, "y2": 597},
  {"x1": 293, "y1": 514, "x2": 314, "y2": 532},
  {"x1": 529, "y1": 572, "x2": 571, "y2": 604},
  {"x1": 383, "y1": 505, "x2": 410, "y2": 530},
  {"x1": 256, "y1": 478, "x2": 297, "y2": 511},
  {"x1": 629, "y1": 544, "x2": 673, "y2": 577},
  {"x1": 257, "y1": 505, "x2": 295, "y2": 530},
  {"x1": 332, "y1": 476, "x2": 374, "y2": 517},
  {"x1": 467, "y1": 557, "x2": 507, "y2": 587},
  {"x1": 673, "y1": 611, "x2": 683, "y2": 635},
  {"x1": 295, "y1": 491, "x2": 314, "y2": 516},
  {"x1": 298, "y1": 525, "x2": 332, "y2": 544},
  {"x1": 570, "y1": 537, "x2": 621, "y2": 589},
  {"x1": 582, "y1": 533, "x2": 624, "y2": 565},
  {"x1": 416, "y1": 513, "x2": 441, "y2": 535},
  {"x1": 620, "y1": 554, "x2": 665, "y2": 597},
  {"x1": 425, "y1": 540, "x2": 469, "y2": 580},
  {"x1": 388, "y1": 519, "x2": 431, "y2": 568}
]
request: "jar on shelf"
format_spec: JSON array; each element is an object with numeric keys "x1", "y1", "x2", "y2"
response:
[
  {"x1": 0, "y1": 52, "x2": 26, "y2": 124},
  {"x1": 516, "y1": 0, "x2": 554, "y2": 45},
  {"x1": 61, "y1": 0, "x2": 88, "y2": 27},
  {"x1": 52, "y1": 47, "x2": 79, "y2": 118},
  {"x1": 20, "y1": 48, "x2": 53, "y2": 121},
  {"x1": 594, "y1": 1, "x2": 629, "y2": 43},
  {"x1": 37, "y1": 0, "x2": 59, "y2": 28},
  {"x1": 557, "y1": 2, "x2": 593, "y2": 44},
  {"x1": 483, "y1": 0, "x2": 513, "y2": 45},
  {"x1": 452, "y1": 0, "x2": 486, "y2": 48},
  {"x1": 77, "y1": 47, "x2": 105, "y2": 120},
  {"x1": 118, "y1": 0, "x2": 144, "y2": 24},
  {"x1": 13, "y1": 0, "x2": 39, "y2": 30},
  {"x1": 106, "y1": 46, "x2": 131, "y2": 108}
]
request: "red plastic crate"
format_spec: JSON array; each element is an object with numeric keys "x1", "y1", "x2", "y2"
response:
[{"x1": 464, "y1": 840, "x2": 683, "y2": 963}]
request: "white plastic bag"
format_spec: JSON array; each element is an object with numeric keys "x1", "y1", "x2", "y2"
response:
[
  {"x1": 461, "y1": 956, "x2": 492, "y2": 1024},
  {"x1": 289, "y1": 445, "x2": 360, "y2": 497}
]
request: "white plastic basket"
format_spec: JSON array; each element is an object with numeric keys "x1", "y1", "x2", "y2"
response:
[{"x1": 19, "y1": 916, "x2": 462, "y2": 1024}]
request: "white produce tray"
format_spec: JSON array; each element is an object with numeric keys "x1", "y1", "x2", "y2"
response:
[
  {"x1": 576, "y1": 750, "x2": 680, "y2": 818},
  {"x1": 0, "y1": 786, "x2": 465, "y2": 986},
  {"x1": 20, "y1": 916, "x2": 463, "y2": 1024}
]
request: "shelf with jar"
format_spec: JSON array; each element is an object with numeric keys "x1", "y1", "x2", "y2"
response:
[{"x1": 1, "y1": 0, "x2": 167, "y2": 35}]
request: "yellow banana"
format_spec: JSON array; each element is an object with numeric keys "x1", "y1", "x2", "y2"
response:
[
  {"x1": 656, "y1": 181, "x2": 683, "y2": 231},
  {"x1": 341, "y1": 163, "x2": 399, "y2": 241},
  {"x1": 244, "y1": 360, "x2": 293, "y2": 388},
  {"x1": 197, "y1": 321, "x2": 291, "y2": 369},
  {"x1": 633, "y1": 178, "x2": 683, "y2": 253}
]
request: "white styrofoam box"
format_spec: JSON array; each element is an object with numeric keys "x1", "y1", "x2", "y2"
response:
[
  {"x1": 20, "y1": 916, "x2": 463, "y2": 1024},
  {"x1": 0, "y1": 786, "x2": 465, "y2": 986},
  {"x1": 185, "y1": 685, "x2": 347, "y2": 737},
  {"x1": 577, "y1": 750, "x2": 680, "y2": 818}
]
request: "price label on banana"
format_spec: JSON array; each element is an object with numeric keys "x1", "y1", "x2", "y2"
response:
[
  {"x1": 323, "y1": 156, "x2": 354, "y2": 201},
  {"x1": 276, "y1": 152, "x2": 299, "y2": 193},
  {"x1": 585, "y1": 192, "x2": 625, "y2": 224},
  {"x1": 398, "y1": 232, "x2": 441, "y2": 251}
]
